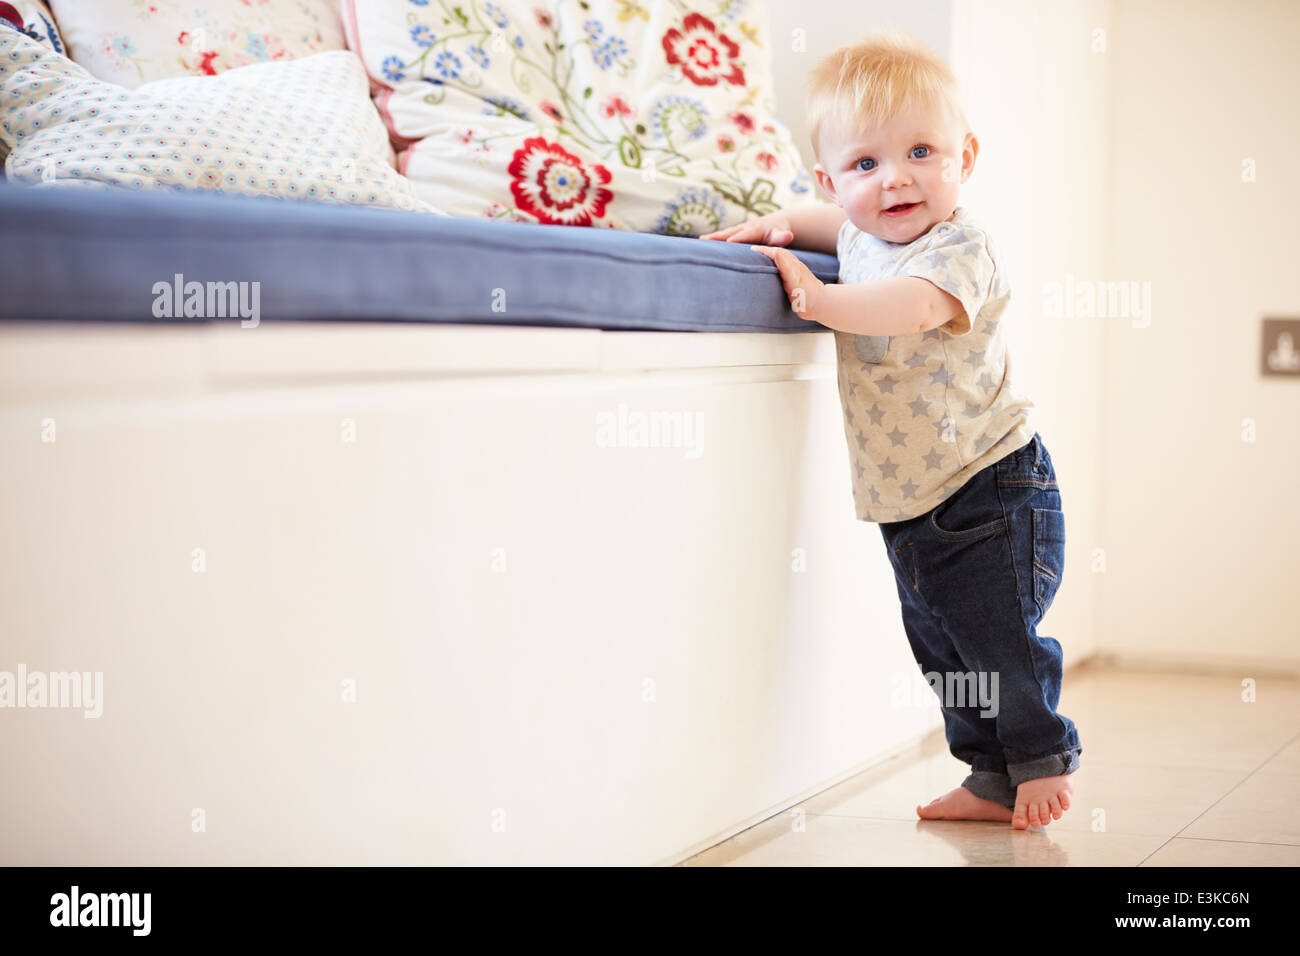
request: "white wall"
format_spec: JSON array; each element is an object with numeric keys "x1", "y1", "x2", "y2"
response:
[
  {"x1": 945, "y1": 0, "x2": 1113, "y2": 665},
  {"x1": 1099, "y1": 0, "x2": 1300, "y2": 671}
]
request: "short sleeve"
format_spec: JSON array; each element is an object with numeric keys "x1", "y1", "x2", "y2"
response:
[{"x1": 900, "y1": 223, "x2": 998, "y2": 337}]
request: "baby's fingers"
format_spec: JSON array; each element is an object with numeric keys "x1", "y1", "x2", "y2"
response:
[
  {"x1": 699, "y1": 223, "x2": 741, "y2": 241},
  {"x1": 751, "y1": 245, "x2": 800, "y2": 274},
  {"x1": 701, "y1": 221, "x2": 762, "y2": 242},
  {"x1": 752, "y1": 247, "x2": 816, "y2": 318}
]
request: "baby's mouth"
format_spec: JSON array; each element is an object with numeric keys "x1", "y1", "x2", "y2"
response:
[{"x1": 883, "y1": 201, "x2": 921, "y2": 216}]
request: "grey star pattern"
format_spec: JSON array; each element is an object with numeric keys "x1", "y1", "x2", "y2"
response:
[
  {"x1": 898, "y1": 478, "x2": 919, "y2": 498},
  {"x1": 976, "y1": 370, "x2": 995, "y2": 390},
  {"x1": 928, "y1": 366, "x2": 949, "y2": 386},
  {"x1": 919, "y1": 250, "x2": 949, "y2": 271},
  {"x1": 922, "y1": 447, "x2": 946, "y2": 470},
  {"x1": 904, "y1": 352, "x2": 929, "y2": 369},
  {"x1": 885, "y1": 425, "x2": 908, "y2": 447},
  {"x1": 906, "y1": 394, "x2": 930, "y2": 418},
  {"x1": 878, "y1": 458, "x2": 899, "y2": 481},
  {"x1": 865, "y1": 404, "x2": 886, "y2": 426}
]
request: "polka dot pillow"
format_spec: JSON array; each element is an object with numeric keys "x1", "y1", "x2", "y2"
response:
[
  {"x1": 47, "y1": 0, "x2": 346, "y2": 88},
  {"x1": 0, "y1": 23, "x2": 444, "y2": 213},
  {"x1": 343, "y1": 0, "x2": 818, "y2": 233}
]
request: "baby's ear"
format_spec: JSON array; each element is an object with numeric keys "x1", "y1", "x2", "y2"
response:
[{"x1": 813, "y1": 163, "x2": 838, "y2": 202}]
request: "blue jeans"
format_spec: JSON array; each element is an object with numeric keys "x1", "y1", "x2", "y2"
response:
[{"x1": 877, "y1": 431, "x2": 1082, "y2": 809}]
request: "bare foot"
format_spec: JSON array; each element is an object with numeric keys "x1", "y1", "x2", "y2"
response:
[
  {"x1": 1011, "y1": 773, "x2": 1074, "y2": 830},
  {"x1": 916, "y1": 786, "x2": 1014, "y2": 822}
]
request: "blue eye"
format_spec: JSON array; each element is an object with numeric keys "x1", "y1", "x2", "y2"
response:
[
  {"x1": 856, "y1": 157, "x2": 875, "y2": 172},
  {"x1": 911, "y1": 145, "x2": 930, "y2": 159}
]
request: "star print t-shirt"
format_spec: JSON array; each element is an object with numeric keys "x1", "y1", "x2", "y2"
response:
[{"x1": 833, "y1": 206, "x2": 1036, "y2": 523}]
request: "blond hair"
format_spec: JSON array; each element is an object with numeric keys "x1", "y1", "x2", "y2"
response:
[{"x1": 806, "y1": 29, "x2": 970, "y2": 163}]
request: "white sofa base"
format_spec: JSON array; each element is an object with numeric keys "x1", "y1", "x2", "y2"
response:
[{"x1": 0, "y1": 320, "x2": 955, "y2": 865}]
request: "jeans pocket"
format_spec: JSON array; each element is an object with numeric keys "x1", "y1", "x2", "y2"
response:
[
  {"x1": 853, "y1": 334, "x2": 890, "y2": 364},
  {"x1": 928, "y1": 475, "x2": 1006, "y2": 542},
  {"x1": 1032, "y1": 507, "x2": 1066, "y2": 615}
]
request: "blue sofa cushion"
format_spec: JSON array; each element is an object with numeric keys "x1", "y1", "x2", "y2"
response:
[{"x1": 0, "y1": 184, "x2": 841, "y2": 333}]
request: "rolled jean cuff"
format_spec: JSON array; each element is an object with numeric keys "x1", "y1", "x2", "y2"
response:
[
  {"x1": 1007, "y1": 748, "x2": 1081, "y2": 789},
  {"x1": 961, "y1": 771, "x2": 1018, "y2": 810}
]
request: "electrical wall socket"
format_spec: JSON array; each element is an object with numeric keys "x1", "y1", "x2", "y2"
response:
[{"x1": 1261, "y1": 318, "x2": 1300, "y2": 378}]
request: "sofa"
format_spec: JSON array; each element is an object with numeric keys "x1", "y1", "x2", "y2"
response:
[{"x1": 0, "y1": 2, "x2": 945, "y2": 866}]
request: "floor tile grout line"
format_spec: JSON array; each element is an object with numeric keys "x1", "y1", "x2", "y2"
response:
[
  {"x1": 1136, "y1": 730, "x2": 1300, "y2": 866},
  {"x1": 1075, "y1": 759, "x2": 1300, "y2": 773},
  {"x1": 809, "y1": 810, "x2": 1300, "y2": 846},
  {"x1": 1171, "y1": 836, "x2": 1300, "y2": 848},
  {"x1": 805, "y1": 809, "x2": 1190, "y2": 838}
]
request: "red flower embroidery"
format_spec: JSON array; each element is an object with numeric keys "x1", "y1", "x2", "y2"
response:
[
  {"x1": 534, "y1": 8, "x2": 553, "y2": 30},
  {"x1": 756, "y1": 151, "x2": 777, "y2": 171},
  {"x1": 661, "y1": 12, "x2": 745, "y2": 87},
  {"x1": 600, "y1": 94, "x2": 635, "y2": 119},
  {"x1": 716, "y1": 134, "x2": 735, "y2": 153},
  {"x1": 540, "y1": 100, "x2": 562, "y2": 122},
  {"x1": 728, "y1": 110, "x2": 755, "y2": 134},
  {"x1": 508, "y1": 137, "x2": 614, "y2": 227}
]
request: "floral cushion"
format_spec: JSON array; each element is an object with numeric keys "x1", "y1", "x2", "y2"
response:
[
  {"x1": 0, "y1": 25, "x2": 443, "y2": 214},
  {"x1": 47, "y1": 0, "x2": 345, "y2": 87},
  {"x1": 6, "y1": 1, "x2": 65, "y2": 52},
  {"x1": 342, "y1": 0, "x2": 817, "y2": 233},
  {"x1": 0, "y1": 1, "x2": 63, "y2": 167}
]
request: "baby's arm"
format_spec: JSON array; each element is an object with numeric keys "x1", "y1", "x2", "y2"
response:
[
  {"x1": 700, "y1": 202, "x2": 847, "y2": 255},
  {"x1": 749, "y1": 245, "x2": 963, "y2": 336},
  {"x1": 705, "y1": 204, "x2": 963, "y2": 334},
  {"x1": 815, "y1": 278, "x2": 963, "y2": 335}
]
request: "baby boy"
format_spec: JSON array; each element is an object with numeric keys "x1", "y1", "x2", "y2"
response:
[{"x1": 702, "y1": 29, "x2": 1081, "y2": 830}]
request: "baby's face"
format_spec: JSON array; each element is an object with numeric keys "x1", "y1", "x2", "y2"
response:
[{"x1": 813, "y1": 101, "x2": 977, "y2": 244}]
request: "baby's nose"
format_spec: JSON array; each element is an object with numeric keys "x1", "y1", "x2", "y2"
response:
[{"x1": 881, "y1": 164, "x2": 912, "y2": 187}]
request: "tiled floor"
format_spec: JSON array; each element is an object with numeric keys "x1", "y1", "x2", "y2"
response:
[{"x1": 678, "y1": 664, "x2": 1300, "y2": 866}]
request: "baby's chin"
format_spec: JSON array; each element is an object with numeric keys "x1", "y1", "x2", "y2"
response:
[{"x1": 862, "y1": 208, "x2": 956, "y2": 244}]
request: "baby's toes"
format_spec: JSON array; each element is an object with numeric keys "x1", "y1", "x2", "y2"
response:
[
  {"x1": 1026, "y1": 802, "x2": 1041, "y2": 827},
  {"x1": 1059, "y1": 789, "x2": 1071, "y2": 811},
  {"x1": 1012, "y1": 801, "x2": 1030, "y2": 829},
  {"x1": 1048, "y1": 796, "x2": 1064, "y2": 820}
]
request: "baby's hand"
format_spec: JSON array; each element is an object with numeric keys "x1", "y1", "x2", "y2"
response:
[
  {"x1": 750, "y1": 245, "x2": 826, "y2": 324},
  {"x1": 700, "y1": 213, "x2": 794, "y2": 246}
]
